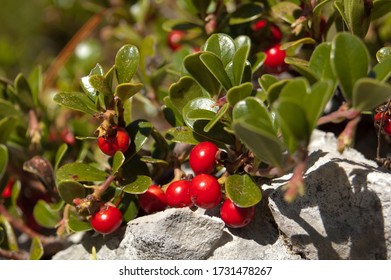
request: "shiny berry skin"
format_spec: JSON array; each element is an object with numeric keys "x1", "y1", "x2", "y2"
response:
[
  {"x1": 165, "y1": 180, "x2": 193, "y2": 208},
  {"x1": 375, "y1": 112, "x2": 391, "y2": 135},
  {"x1": 220, "y1": 198, "x2": 255, "y2": 228},
  {"x1": 97, "y1": 127, "x2": 130, "y2": 156},
  {"x1": 167, "y1": 30, "x2": 185, "y2": 51},
  {"x1": 1, "y1": 178, "x2": 14, "y2": 199},
  {"x1": 190, "y1": 174, "x2": 221, "y2": 209},
  {"x1": 139, "y1": 185, "x2": 167, "y2": 214},
  {"x1": 264, "y1": 44, "x2": 286, "y2": 68},
  {"x1": 91, "y1": 205, "x2": 123, "y2": 234},
  {"x1": 189, "y1": 142, "x2": 218, "y2": 175}
]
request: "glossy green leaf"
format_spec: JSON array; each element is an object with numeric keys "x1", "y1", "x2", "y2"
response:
[
  {"x1": 309, "y1": 42, "x2": 336, "y2": 81},
  {"x1": 183, "y1": 98, "x2": 218, "y2": 128},
  {"x1": 56, "y1": 163, "x2": 108, "y2": 182},
  {"x1": 274, "y1": 100, "x2": 310, "y2": 152},
  {"x1": 203, "y1": 33, "x2": 236, "y2": 67},
  {"x1": 53, "y1": 92, "x2": 99, "y2": 115},
  {"x1": 200, "y1": 52, "x2": 232, "y2": 90},
  {"x1": 376, "y1": 47, "x2": 391, "y2": 63},
  {"x1": 331, "y1": 33, "x2": 369, "y2": 101},
  {"x1": 0, "y1": 145, "x2": 8, "y2": 182},
  {"x1": 193, "y1": 120, "x2": 236, "y2": 145},
  {"x1": 163, "y1": 96, "x2": 184, "y2": 127},
  {"x1": 204, "y1": 103, "x2": 229, "y2": 132},
  {"x1": 125, "y1": 120, "x2": 153, "y2": 159},
  {"x1": 115, "y1": 82, "x2": 143, "y2": 101},
  {"x1": 232, "y1": 44, "x2": 250, "y2": 86},
  {"x1": 227, "y1": 82, "x2": 253, "y2": 106},
  {"x1": 343, "y1": 0, "x2": 371, "y2": 38},
  {"x1": 285, "y1": 57, "x2": 318, "y2": 84},
  {"x1": 267, "y1": 79, "x2": 290, "y2": 105},
  {"x1": 258, "y1": 74, "x2": 279, "y2": 93},
  {"x1": 184, "y1": 52, "x2": 221, "y2": 96},
  {"x1": 278, "y1": 78, "x2": 310, "y2": 105},
  {"x1": 29, "y1": 237, "x2": 43, "y2": 260},
  {"x1": 271, "y1": 2, "x2": 301, "y2": 24},
  {"x1": 54, "y1": 144, "x2": 68, "y2": 172},
  {"x1": 0, "y1": 215, "x2": 18, "y2": 251},
  {"x1": 252, "y1": 52, "x2": 266, "y2": 73},
  {"x1": 169, "y1": 76, "x2": 205, "y2": 113},
  {"x1": 373, "y1": 57, "x2": 391, "y2": 82},
  {"x1": 57, "y1": 180, "x2": 86, "y2": 205},
  {"x1": 68, "y1": 212, "x2": 92, "y2": 232},
  {"x1": 115, "y1": 44, "x2": 140, "y2": 84},
  {"x1": 0, "y1": 117, "x2": 18, "y2": 144},
  {"x1": 352, "y1": 78, "x2": 391, "y2": 111},
  {"x1": 313, "y1": 0, "x2": 333, "y2": 14},
  {"x1": 233, "y1": 97, "x2": 284, "y2": 167},
  {"x1": 165, "y1": 126, "x2": 210, "y2": 145},
  {"x1": 229, "y1": 2, "x2": 264, "y2": 25},
  {"x1": 104, "y1": 65, "x2": 115, "y2": 91},
  {"x1": 225, "y1": 174, "x2": 262, "y2": 207},
  {"x1": 112, "y1": 151, "x2": 125, "y2": 174},
  {"x1": 122, "y1": 175, "x2": 152, "y2": 194},
  {"x1": 33, "y1": 200, "x2": 61, "y2": 228},
  {"x1": 305, "y1": 81, "x2": 334, "y2": 131},
  {"x1": 119, "y1": 194, "x2": 138, "y2": 222},
  {"x1": 89, "y1": 75, "x2": 112, "y2": 96}
]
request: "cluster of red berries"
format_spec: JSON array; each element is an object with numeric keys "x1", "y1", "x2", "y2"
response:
[
  {"x1": 139, "y1": 142, "x2": 255, "y2": 228},
  {"x1": 375, "y1": 111, "x2": 391, "y2": 135},
  {"x1": 97, "y1": 126, "x2": 131, "y2": 156}
]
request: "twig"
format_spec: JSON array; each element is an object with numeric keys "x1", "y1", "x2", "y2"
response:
[
  {"x1": 0, "y1": 204, "x2": 59, "y2": 245},
  {"x1": 43, "y1": 9, "x2": 108, "y2": 90},
  {"x1": 0, "y1": 248, "x2": 28, "y2": 260}
]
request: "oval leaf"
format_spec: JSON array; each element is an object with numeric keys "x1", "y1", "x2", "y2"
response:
[
  {"x1": 203, "y1": 33, "x2": 236, "y2": 67},
  {"x1": 227, "y1": 82, "x2": 253, "y2": 106},
  {"x1": 200, "y1": 52, "x2": 232, "y2": 90},
  {"x1": 56, "y1": 163, "x2": 108, "y2": 182},
  {"x1": 352, "y1": 78, "x2": 391, "y2": 111},
  {"x1": 57, "y1": 180, "x2": 86, "y2": 205},
  {"x1": 184, "y1": 52, "x2": 221, "y2": 96},
  {"x1": 229, "y1": 2, "x2": 264, "y2": 25},
  {"x1": 33, "y1": 200, "x2": 61, "y2": 228},
  {"x1": 115, "y1": 82, "x2": 144, "y2": 101},
  {"x1": 68, "y1": 212, "x2": 92, "y2": 232},
  {"x1": 165, "y1": 126, "x2": 209, "y2": 145},
  {"x1": 122, "y1": 175, "x2": 152, "y2": 194},
  {"x1": 225, "y1": 174, "x2": 262, "y2": 207},
  {"x1": 29, "y1": 237, "x2": 43, "y2": 260},
  {"x1": 115, "y1": 44, "x2": 140, "y2": 84},
  {"x1": 54, "y1": 143, "x2": 68, "y2": 172},
  {"x1": 376, "y1": 47, "x2": 391, "y2": 63},
  {"x1": 331, "y1": 33, "x2": 369, "y2": 101},
  {"x1": 169, "y1": 76, "x2": 205, "y2": 113},
  {"x1": 112, "y1": 151, "x2": 125, "y2": 174},
  {"x1": 53, "y1": 92, "x2": 99, "y2": 115}
]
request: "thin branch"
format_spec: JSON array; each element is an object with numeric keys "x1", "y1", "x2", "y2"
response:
[
  {"x1": 43, "y1": 9, "x2": 108, "y2": 90},
  {"x1": 0, "y1": 248, "x2": 28, "y2": 260},
  {"x1": 0, "y1": 204, "x2": 59, "y2": 245}
]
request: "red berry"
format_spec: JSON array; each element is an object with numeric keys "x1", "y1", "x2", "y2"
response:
[
  {"x1": 190, "y1": 174, "x2": 221, "y2": 209},
  {"x1": 1, "y1": 178, "x2": 14, "y2": 199},
  {"x1": 165, "y1": 180, "x2": 193, "y2": 208},
  {"x1": 220, "y1": 198, "x2": 255, "y2": 228},
  {"x1": 384, "y1": 120, "x2": 391, "y2": 135},
  {"x1": 91, "y1": 205, "x2": 123, "y2": 234},
  {"x1": 139, "y1": 185, "x2": 167, "y2": 214},
  {"x1": 97, "y1": 127, "x2": 130, "y2": 156},
  {"x1": 167, "y1": 30, "x2": 185, "y2": 51},
  {"x1": 252, "y1": 19, "x2": 267, "y2": 31},
  {"x1": 264, "y1": 44, "x2": 286, "y2": 68},
  {"x1": 270, "y1": 24, "x2": 283, "y2": 42},
  {"x1": 189, "y1": 142, "x2": 218, "y2": 175}
]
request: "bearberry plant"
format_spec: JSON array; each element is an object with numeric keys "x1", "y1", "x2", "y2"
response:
[{"x1": 0, "y1": 0, "x2": 391, "y2": 259}]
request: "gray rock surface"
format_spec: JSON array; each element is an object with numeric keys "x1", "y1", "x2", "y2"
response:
[{"x1": 265, "y1": 130, "x2": 391, "y2": 259}]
